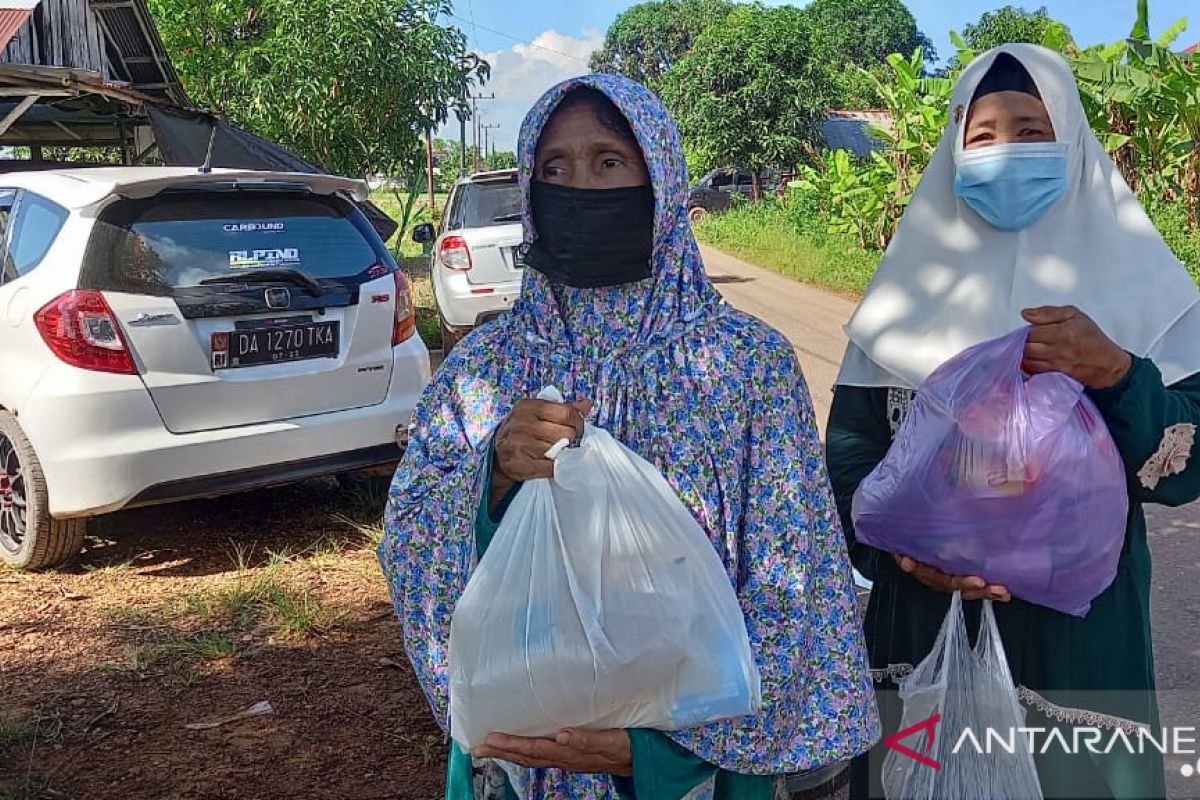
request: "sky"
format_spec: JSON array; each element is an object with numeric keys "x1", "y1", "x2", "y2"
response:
[{"x1": 439, "y1": 0, "x2": 1195, "y2": 152}]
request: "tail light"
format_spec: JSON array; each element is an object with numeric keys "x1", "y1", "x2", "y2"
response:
[
  {"x1": 34, "y1": 290, "x2": 137, "y2": 375},
  {"x1": 438, "y1": 235, "x2": 472, "y2": 271},
  {"x1": 393, "y1": 270, "x2": 416, "y2": 345}
]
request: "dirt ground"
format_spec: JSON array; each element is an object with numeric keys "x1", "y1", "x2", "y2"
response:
[{"x1": 0, "y1": 478, "x2": 447, "y2": 800}]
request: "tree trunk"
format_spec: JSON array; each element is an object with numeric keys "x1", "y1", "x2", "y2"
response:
[
  {"x1": 1186, "y1": 149, "x2": 1200, "y2": 232},
  {"x1": 1109, "y1": 106, "x2": 1138, "y2": 193},
  {"x1": 751, "y1": 172, "x2": 762, "y2": 202}
]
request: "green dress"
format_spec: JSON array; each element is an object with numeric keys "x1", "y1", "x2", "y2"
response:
[
  {"x1": 826, "y1": 357, "x2": 1200, "y2": 800},
  {"x1": 443, "y1": 456, "x2": 778, "y2": 800}
]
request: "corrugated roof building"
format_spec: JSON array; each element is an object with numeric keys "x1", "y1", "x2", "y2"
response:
[{"x1": 821, "y1": 109, "x2": 892, "y2": 158}]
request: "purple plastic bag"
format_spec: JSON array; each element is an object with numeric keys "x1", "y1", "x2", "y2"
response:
[{"x1": 852, "y1": 327, "x2": 1129, "y2": 616}]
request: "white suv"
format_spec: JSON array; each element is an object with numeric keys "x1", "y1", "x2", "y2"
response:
[
  {"x1": 413, "y1": 169, "x2": 523, "y2": 349},
  {"x1": 0, "y1": 167, "x2": 430, "y2": 569}
]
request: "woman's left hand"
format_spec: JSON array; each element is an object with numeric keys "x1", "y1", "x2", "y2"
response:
[
  {"x1": 1021, "y1": 306, "x2": 1133, "y2": 389},
  {"x1": 473, "y1": 728, "x2": 633, "y2": 776}
]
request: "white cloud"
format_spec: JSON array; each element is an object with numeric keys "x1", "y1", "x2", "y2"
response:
[{"x1": 438, "y1": 29, "x2": 603, "y2": 156}]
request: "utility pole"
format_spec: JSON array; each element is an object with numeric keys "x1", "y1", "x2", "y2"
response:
[
  {"x1": 455, "y1": 95, "x2": 469, "y2": 180},
  {"x1": 425, "y1": 128, "x2": 436, "y2": 211},
  {"x1": 481, "y1": 123, "x2": 500, "y2": 171},
  {"x1": 469, "y1": 92, "x2": 494, "y2": 173}
]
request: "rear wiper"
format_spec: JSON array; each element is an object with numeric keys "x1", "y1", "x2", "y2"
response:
[
  {"x1": 200, "y1": 268, "x2": 323, "y2": 297},
  {"x1": 492, "y1": 213, "x2": 522, "y2": 222}
]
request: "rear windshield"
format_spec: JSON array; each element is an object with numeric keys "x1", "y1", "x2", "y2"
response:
[
  {"x1": 81, "y1": 191, "x2": 392, "y2": 295},
  {"x1": 446, "y1": 180, "x2": 521, "y2": 230}
]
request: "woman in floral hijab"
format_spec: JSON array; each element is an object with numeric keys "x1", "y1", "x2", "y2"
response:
[{"x1": 380, "y1": 74, "x2": 878, "y2": 799}]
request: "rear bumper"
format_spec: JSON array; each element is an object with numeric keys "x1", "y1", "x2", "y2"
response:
[
  {"x1": 434, "y1": 268, "x2": 520, "y2": 329},
  {"x1": 21, "y1": 334, "x2": 429, "y2": 519},
  {"x1": 126, "y1": 443, "x2": 400, "y2": 508}
]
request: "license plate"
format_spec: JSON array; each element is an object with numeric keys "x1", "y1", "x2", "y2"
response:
[{"x1": 211, "y1": 321, "x2": 339, "y2": 369}]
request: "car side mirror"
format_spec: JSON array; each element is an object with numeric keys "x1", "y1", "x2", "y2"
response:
[{"x1": 412, "y1": 223, "x2": 436, "y2": 244}]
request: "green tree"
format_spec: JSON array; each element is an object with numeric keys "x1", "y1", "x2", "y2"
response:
[
  {"x1": 805, "y1": 0, "x2": 934, "y2": 70},
  {"x1": 795, "y1": 48, "x2": 952, "y2": 249},
  {"x1": 488, "y1": 151, "x2": 518, "y2": 170},
  {"x1": 148, "y1": 0, "x2": 488, "y2": 179},
  {"x1": 659, "y1": 4, "x2": 836, "y2": 198},
  {"x1": 1072, "y1": 3, "x2": 1197, "y2": 222},
  {"x1": 588, "y1": 0, "x2": 733, "y2": 88},
  {"x1": 957, "y1": 5, "x2": 1073, "y2": 55}
]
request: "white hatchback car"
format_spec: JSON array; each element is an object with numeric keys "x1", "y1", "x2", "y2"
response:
[
  {"x1": 0, "y1": 167, "x2": 430, "y2": 569},
  {"x1": 413, "y1": 169, "x2": 523, "y2": 349}
]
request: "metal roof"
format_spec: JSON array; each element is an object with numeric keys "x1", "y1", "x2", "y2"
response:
[
  {"x1": 821, "y1": 110, "x2": 891, "y2": 158},
  {"x1": 0, "y1": 0, "x2": 188, "y2": 105},
  {"x1": 90, "y1": 0, "x2": 187, "y2": 104},
  {"x1": 0, "y1": 6, "x2": 35, "y2": 53}
]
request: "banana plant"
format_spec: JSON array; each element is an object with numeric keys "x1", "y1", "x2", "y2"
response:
[{"x1": 1071, "y1": 5, "x2": 1193, "y2": 212}]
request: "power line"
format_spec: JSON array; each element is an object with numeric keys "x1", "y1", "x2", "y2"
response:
[
  {"x1": 445, "y1": 12, "x2": 591, "y2": 63},
  {"x1": 465, "y1": 0, "x2": 479, "y2": 52}
]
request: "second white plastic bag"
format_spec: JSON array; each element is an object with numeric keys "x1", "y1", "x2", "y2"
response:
[
  {"x1": 448, "y1": 390, "x2": 762, "y2": 751},
  {"x1": 882, "y1": 593, "x2": 1042, "y2": 800}
]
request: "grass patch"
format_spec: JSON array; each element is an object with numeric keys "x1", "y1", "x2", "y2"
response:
[
  {"x1": 397, "y1": 255, "x2": 441, "y2": 350},
  {"x1": 331, "y1": 471, "x2": 390, "y2": 550},
  {"x1": 334, "y1": 513, "x2": 385, "y2": 550},
  {"x1": 180, "y1": 548, "x2": 340, "y2": 637},
  {"x1": 1147, "y1": 200, "x2": 1200, "y2": 285},
  {"x1": 693, "y1": 200, "x2": 879, "y2": 297},
  {"x1": 0, "y1": 711, "x2": 38, "y2": 757},
  {"x1": 0, "y1": 779, "x2": 66, "y2": 800},
  {"x1": 169, "y1": 632, "x2": 237, "y2": 660},
  {"x1": 338, "y1": 474, "x2": 391, "y2": 518},
  {"x1": 81, "y1": 554, "x2": 139, "y2": 576},
  {"x1": 99, "y1": 632, "x2": 237, "y2": 678},
  {"x1": 99, "y1": 644, "x2": 173, "y2": 676},
  {"x1": 370, "y1": 191, "x2": 448, "y2": 257},
  {"x1": 696, "y1": 197, "x2": 1200, "y2": 297},
  {"x1": 102, "y1": 549, "x2": 339, "y2": 679}
]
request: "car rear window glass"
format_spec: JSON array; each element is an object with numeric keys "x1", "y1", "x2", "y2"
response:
[
  {"x1": 80, "y1": 191, "x2": 391, "y2": 295},
  {"x1": 446, "y1": 180, "x2": 521, "y2": 230}
]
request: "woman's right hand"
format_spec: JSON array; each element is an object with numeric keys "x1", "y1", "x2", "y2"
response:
[
  {"x1": 893, "y1": 554, "x2": 1011, "y2": 602},
  {"x1": 492, "y1": 398, "x2": 593, "y2": 500}
]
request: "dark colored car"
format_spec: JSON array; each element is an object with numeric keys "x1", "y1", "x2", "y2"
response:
[{"x1": 686, "y1": 169, "x2": 782, "y2": 225}]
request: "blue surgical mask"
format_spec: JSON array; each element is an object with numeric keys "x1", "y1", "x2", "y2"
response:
[{"x1": 953, "y1": 142, "x2": 1070, "y2": 231}]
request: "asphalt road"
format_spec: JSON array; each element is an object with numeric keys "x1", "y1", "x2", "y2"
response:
[{"x1": 702, "y1": 244, "x2": 1200, "y2": 800}]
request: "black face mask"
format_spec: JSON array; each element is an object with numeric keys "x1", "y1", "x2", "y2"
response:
[{"x1": 524, "y1": 181, "x2": 656, "y2": 288}]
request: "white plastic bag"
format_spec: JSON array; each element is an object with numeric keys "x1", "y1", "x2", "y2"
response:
[
  {"x1": 882, "y1": 593, "x2": 1042, "y2": 800},
  {"x1": 448, "y1": 388, "x2": 762, "y2": 751}
]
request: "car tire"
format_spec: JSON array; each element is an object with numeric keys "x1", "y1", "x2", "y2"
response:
[
  {"x1": 440, "y1": 315, "x2": 466, "y2": 354},
  {"x1": 0, "y1": 412, "x2": 87, "y2": 570},
  {"x1": 688, "y1": 206, "x2": 708, "y2": 226}
]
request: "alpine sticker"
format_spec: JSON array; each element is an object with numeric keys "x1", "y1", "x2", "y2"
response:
[{"x1": 229, "y1": 248, "x2": 301, "y2": 268}]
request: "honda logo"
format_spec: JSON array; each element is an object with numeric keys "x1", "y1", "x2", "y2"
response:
[{"x1": 264, "y1": 287, "x2": 292, "y2": 309}]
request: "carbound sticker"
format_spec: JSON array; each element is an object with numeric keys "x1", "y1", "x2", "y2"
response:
[{"x1": 223, "y1": 222, "x2": 286, "y2": 233}]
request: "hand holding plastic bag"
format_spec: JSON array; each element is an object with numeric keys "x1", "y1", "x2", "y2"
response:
[
  {"x1": 448, "y1": 388, "x2": 762, "y2": 751},
  {"x1": 882, "y1": 593, "x2": 1043, "y2": 800},
  {"x1": 853, "y1": 328, "x2": 1128, "y2": 616}
]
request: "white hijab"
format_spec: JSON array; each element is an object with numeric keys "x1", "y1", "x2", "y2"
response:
[{"x1": 838, "y1": 44, "x2": 1200, "y2": 389}]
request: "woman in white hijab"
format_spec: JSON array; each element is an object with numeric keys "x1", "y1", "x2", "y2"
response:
[{"x1": 828, "y1": 44, "x2": 1200, "y2": 800}]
